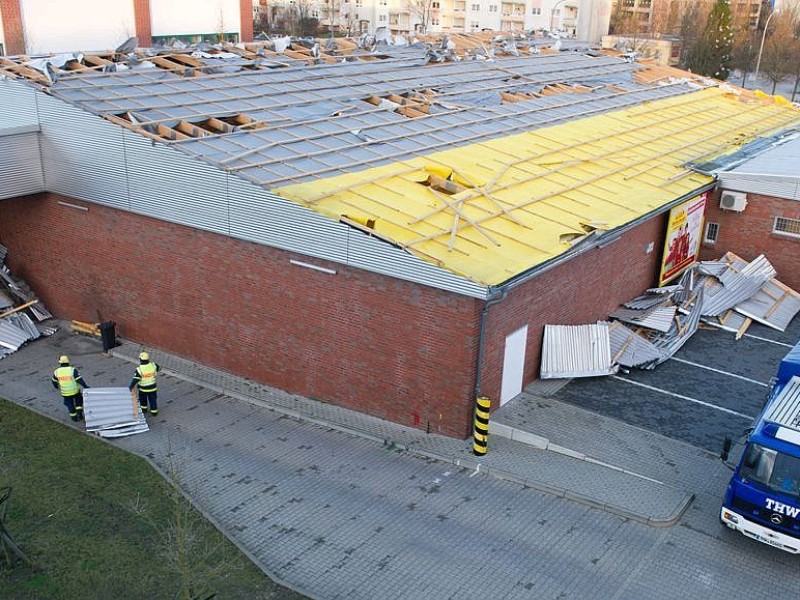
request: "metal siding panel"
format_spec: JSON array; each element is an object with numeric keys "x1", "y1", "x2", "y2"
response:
[
  {"x1": 718, "y1": 173, "x2": 800, "y2": 201},
  {"x1": 345, "y1": 230, "x2": 487, "y2": 299},
  {"x1": 0, "y1": 79, "x2": 38, "y2": 128},
  {"x1": 0, "y1": 132, "x2": 44, "y2": 198},
  {"x1": 227, "y1": 175, "x2": 348, "y2": 263},
  {"x1": 36, "y1": 94, "x2": 129, "y2": 208},
  {"x1": 125, "y1": 133, "x2": 229, "y2": 235}
]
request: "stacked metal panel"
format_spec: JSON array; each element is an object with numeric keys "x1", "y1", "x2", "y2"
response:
[{"x1": 83, "y1": 388, "x2": 149, "y2": 438}]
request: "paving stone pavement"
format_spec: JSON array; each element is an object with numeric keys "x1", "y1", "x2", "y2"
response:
[{"x1": 2, "y1": 323, "x2": 797, "y2": 600}]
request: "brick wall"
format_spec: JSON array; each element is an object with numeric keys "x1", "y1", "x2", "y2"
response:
[
  {"x1": 478, "y1": 216, "x2": 667, "y2": 405},
  {"x1": 132, "y1": 0, "x2": 152, "y2": 48},
  {"x1": 700, "y1": 189, "x2": 800, "y2": 291},
  {"x1": 0, "y1": 0, "x2": 25, "y2": 55},
  {"x1": 0, "y1": 193, "x2": 481, "y2": 438},
  {"x1": 239, "y1": 0, "x2": 253, "y2": 42}
]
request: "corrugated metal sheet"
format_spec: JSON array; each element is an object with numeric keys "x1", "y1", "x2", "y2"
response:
[
  {"x1": 124, "y1": 131, "x2": 229, "y2": 235},
  {"x1": 83, "y1": 387, "x2": 149, "y2": 437},
  {"x1": 764, "y1": 376, "x2": 800, "y2": 431},
  {"x1": 721, "y1": 253, "x2": 800, "y2": 332},
  {"x1": 608, "y1": 321, "x2": 664, "y2": 368},
  {"x1": 37, "y1": 93, "x2": 129, "y2": 208},
  {"x1": 699, "y1": 254, "x2": 776, "y2": 317},
  {"x1": 345, "y1": 228, "x2": 488, "y2": 298},
  {"x1": 0, "y1": 132, "x2": 44, "y2": 199},
  {"x1": 717, "y1": 173, "x2": 800, "y2": 201},
  {"x1": 0, "y1": 79, "x2": 39, "y2": 128},
  {"x1": 540, "y1": 323, "x2": 617, "y2": 379},
  {"x1": 0, "y1": 318, "x2": 35, "y2": 352},
  {"x1": 610, "y1": 304, "x2": 677, "y2": 333},
  {"x1": 227, "y1": 175, "x2": 348, "y2": 264},
  {"x1": 715, "y1": 134, "x2": 800, "y2": 200}
]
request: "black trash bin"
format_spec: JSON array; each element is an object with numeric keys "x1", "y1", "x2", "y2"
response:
[{"x1": 99, "y1": 321, "x2": 118, "y2": 352}]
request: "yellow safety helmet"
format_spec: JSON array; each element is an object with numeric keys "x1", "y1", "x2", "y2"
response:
[
  {"x1": 139, "y1": 352, "x2": 150, "y2": 361},
  {"x1": 59, "y1": 355, "x2": 70, "y2": 364}
]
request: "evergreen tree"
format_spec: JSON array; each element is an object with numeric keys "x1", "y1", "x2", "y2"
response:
[{"x1": 686, "y1": 0, "x2": 734, "y2": 80}]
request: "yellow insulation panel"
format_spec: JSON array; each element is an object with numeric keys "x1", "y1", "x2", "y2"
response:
[{"x1": 275, "y1": 87, "x2": 800, "y2": 286}]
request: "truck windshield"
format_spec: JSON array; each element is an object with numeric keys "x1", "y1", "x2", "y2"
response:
[{"x1": 739, "y1": 443, "x2": 800, "y2": 498}]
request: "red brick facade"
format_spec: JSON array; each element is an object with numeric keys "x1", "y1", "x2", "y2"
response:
[
  {"x1": 0, "y1": 193, "x2": 482, "y2": 437},
  {"x1": 700, "y1": 189, "x2": 800, "y2": 291},
  {"x1": 0, "y1": 193, "x2": 668, "y2": 437},
  {"x1": 479, "y1": 216, "x2": 667, "y2": 400},
  {"x1": 0, "y1": 0, "x2": 25, "y2": 55},
  {"x1": 132, "y1": 0, "x2": 152, "y2": 48},
  {"x1": 239, "y1": 0, "x2": 253, "y2": 42}
]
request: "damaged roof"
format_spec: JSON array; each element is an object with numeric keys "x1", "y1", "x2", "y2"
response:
[{"x1": 4, "y1": 39, "x2": 800, "y2": 287}]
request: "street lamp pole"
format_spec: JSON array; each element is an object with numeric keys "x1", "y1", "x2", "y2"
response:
[
  {"x1": 754, "y1": 10, "x2": 777, "y2": 85},
  {"x1": 550, "y1": 0, "x2": 568, "y2": 35}
]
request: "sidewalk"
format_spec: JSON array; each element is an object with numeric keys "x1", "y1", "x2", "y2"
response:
[{"x1": 0, "y1": 323, "x2": 703, "y2": 596}]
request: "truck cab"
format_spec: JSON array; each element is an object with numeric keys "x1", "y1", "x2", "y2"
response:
[{"x1": 721, "y1": 342, "x2": 800, "y2": 553}]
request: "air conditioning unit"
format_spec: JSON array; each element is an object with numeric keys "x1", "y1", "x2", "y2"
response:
[{"x1": 719, "y1": 191, "x2": 748, "y2": 212}]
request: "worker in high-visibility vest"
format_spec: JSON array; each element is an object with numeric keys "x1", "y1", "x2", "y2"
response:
[
  {"x1": 51, "y1": 355, "x2": 90, "y2": 422},
  {"x1": 129, "y1": 351, "x2": 162, "y2": 416}
]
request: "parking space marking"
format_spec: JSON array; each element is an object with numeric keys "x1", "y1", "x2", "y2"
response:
[
  {"x1": 742, "y1": 333, "x2": 794, "y2": 348},
  {"x1": 669, "y1": 357, "x2": 769, "y2": 388},
  {"x1": 611, "y1": 376, "x2": 755, "y2": 420}
]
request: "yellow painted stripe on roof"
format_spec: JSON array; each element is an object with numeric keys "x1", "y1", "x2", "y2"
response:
[{"x1": 275, "y1": 87, "x2": 800, "y2": 286}]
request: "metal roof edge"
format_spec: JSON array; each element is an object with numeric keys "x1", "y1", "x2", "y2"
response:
[{"x1": 493, "y1": 181, "x2": 717, "y2": 294}]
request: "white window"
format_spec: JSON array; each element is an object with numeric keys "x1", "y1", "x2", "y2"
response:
[
  {"x1": 773, "y1": 216, "x2": 800, "y2": 238},
  {"x1": 704, "y1": 222, "x2": 719, "y2": 244},
  {"x1": 471, "y1": 3, "x2": 479, "y2": 10},
  {"x1": 431, "y1": 17, "x2": 439, "y2": 24},
  {"x1": 471, "y1": 20, "x2": 479, "y2": 28},
  {"x1": 532, "y1": 7, "x2": 540, "y2": 14},
  {"x1": 489, "y1": 4, "x2": 498, "y2": 11},
  {"x1": 379, "y1": 13, "x2": 386, "y2": 20}
]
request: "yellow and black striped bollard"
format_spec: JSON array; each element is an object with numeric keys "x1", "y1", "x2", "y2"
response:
[{"x1": 473, "y1": 396, "x2": 491, "y2": 456}]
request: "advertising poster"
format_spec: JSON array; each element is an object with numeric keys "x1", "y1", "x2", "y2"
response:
[{"x1": 658, "y1": 192, "x2": 707, "y2": 285}]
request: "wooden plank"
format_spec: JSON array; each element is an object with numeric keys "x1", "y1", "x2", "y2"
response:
[{"x1": 0, "y1": 300, "x2": 38, "y2": 319}]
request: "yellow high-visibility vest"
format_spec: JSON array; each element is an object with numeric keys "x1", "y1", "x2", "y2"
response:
[
  {"x1": 54, "y1": 366, "x2": 78, "y2": 396},
  {"x1": 137, "y1": 362, "x2": 158, "y2": 391}
]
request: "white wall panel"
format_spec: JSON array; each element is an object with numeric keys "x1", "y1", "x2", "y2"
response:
[
  {"x1": 150, "y1": 0, "x2": 241, "y2": 37},
  {"x1": 21, "y1": 0, "x2": 135, "y2": 54}
]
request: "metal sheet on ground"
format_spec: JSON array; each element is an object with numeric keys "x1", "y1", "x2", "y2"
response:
[{"x1": 551, "y1": 319, "x2": 800, "y2": 453}]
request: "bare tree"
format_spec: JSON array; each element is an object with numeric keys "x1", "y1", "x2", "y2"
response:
[
  {"x1": 406, "y1": 0, "x2": 433, "y2": 34},
  {"x1": 760, "y1": 8, "x2": 800, "y2": 94}
]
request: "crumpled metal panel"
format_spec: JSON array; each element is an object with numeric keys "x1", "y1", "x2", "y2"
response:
[
  {"x1": 607, "y1": 321, "x2": 664, "y2": 368},
  {"x1": 0, "y1": 319, "x2": 35, "y2": 351},
  {"x1": 722, "y1": 253, "x2": 800, "y2": 332},
  {"x1": 610, "y1": 304, "x2": 677, "y2": 333},
  {"x1": 83, "y1": 387, "x2": 149, "y2": 437},
  {"x1": 540, "y1": 323, "x2": 617, "y2": 379},
  {"x1": 698, "y1": 254, "x2": 776, "y2": 317}
]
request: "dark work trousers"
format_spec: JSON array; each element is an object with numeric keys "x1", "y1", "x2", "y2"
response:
[
  {"x1": 62, "y1": 392, "x2": 83, "y2": 421},
  {"x1": 139, "y1": 390, "x2": 158, "y2": 414}
]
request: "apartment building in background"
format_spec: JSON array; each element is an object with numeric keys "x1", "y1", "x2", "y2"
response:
[{"x1": 0, "y1": 0, "x2": 254, "y2": 55}]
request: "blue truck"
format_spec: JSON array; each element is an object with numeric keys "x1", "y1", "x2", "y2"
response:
[{"x1": 720, "y1": 340, "x2": 800, "y2": 553}]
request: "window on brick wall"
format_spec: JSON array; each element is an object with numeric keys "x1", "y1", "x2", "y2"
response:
[
  {"x1": 704, "y1": 222, "x2": 719, "y2": 244},
  {"x1": 773, "y1": 216, "x2": 800, "y2": 238}
]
